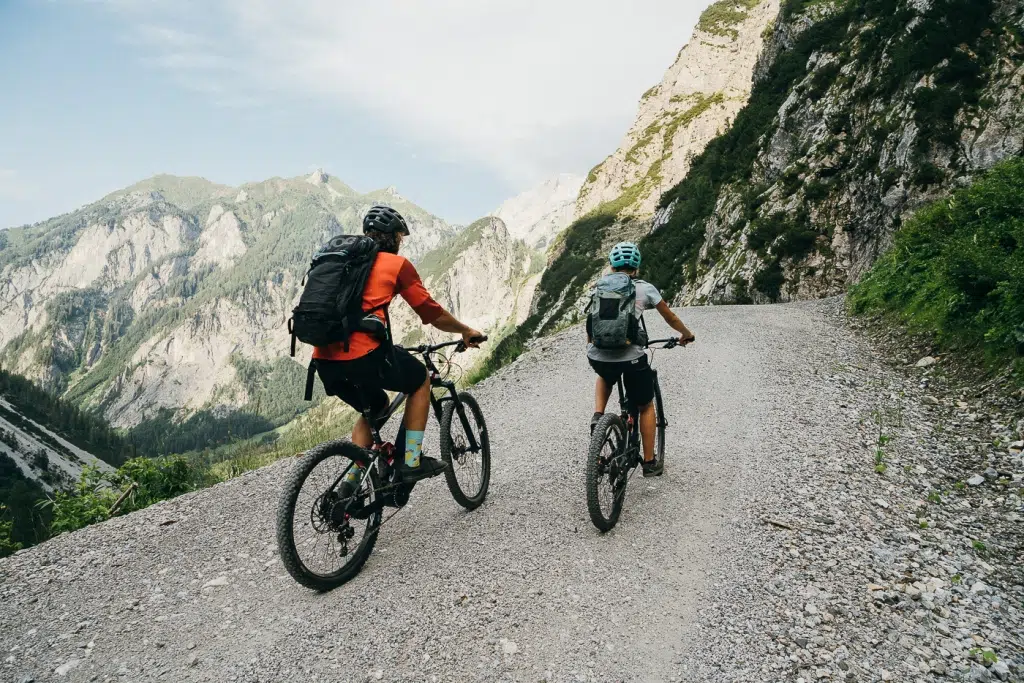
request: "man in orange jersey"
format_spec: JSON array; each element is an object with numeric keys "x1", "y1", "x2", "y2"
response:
[{"x1": 313, "y1": 205, "x2": 484, "y2": 481}]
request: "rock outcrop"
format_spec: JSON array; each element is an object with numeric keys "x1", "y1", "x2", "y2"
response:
[
  {"x1": 667, "y1": 0, "x2": 1024, "y2": 304},
  {"x1": 491, "y1": 174, "x2": 583, "y2": 249},
  {"x1": 575, "y1": 0, "x2": 780, "y2": 220}
]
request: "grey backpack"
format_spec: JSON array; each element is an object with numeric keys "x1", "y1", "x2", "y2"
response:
[{"x1": 588, "y1": 273, "x2": 645, "y2": 349}]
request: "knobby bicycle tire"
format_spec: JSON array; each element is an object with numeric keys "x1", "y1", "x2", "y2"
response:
[
  {"x1": 439, "y1": 392, "x2": 491, "y2": 510},
  {"x1": 652, "y1": 370, "x2": 666, "y2": 465},
  {"x1": 276, "y1": 440, "x2": 382, "y2": 591},
  {"x1": 586, "y1": 413, "x2": 627, "y2": 532}
]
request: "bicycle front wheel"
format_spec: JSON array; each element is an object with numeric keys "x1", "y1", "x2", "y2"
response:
[
  {"x1": 276, "y1": 440, "x2": 382, "y2": 591},
  {"x1": 439, "y1": 392, "x2": 491, "y2": 510},
  {"x1": 586, "y1": 413, "x2": 628, "y2": 532}
]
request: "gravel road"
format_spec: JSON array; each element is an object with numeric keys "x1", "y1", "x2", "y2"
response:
[{"x1": 2, "y1": 299, "x2": 1021, "y2": 682}]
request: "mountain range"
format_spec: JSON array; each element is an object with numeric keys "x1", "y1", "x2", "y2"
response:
[{"x1": 0, "y1": 169, "x2": 580, "y2": 461}]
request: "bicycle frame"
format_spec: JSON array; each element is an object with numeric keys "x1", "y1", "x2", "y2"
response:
[
  {"x1": 325, "y1": 340, "x2": 484, "y2": 508},
  {"x1": 612, "y1": 338, "x2": 676, "y2": 469},
  {"x1": 360, "y1": 342, "x2": 482, "y2": 455}
]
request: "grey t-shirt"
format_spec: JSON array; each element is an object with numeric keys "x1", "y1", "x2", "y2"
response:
[{"x1": 587, "y1": 277, "x2": 663, "y2": 363}]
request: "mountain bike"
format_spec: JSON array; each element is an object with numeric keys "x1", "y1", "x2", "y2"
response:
[
  {"x1": 585, "y1": 338, "x2": 678, "y2": 532},
  {"x1": 276, "y1": 337, "x2": 490, "y2": 591}
]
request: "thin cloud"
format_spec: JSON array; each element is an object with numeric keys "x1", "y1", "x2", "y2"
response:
[{"x1": 97, "y1": 0, "x2": 707, "y2": 185}]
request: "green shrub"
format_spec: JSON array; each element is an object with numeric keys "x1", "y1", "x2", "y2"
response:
[
  {"x1": 46, "y1": 456, "x2": 208, "y2": 536},
  {"x1": 849, "y1": 158, "x2": 1024, "y2": 373},
  {"x1": 804, "y1": 179, "x2": 831, "y2": 200},
  {"x1": 748, "y1": 213, "x2": 790, "y2": 252},
  {"x1": 698, "y1": 0, "x2": 761, "y2": 37},
  {"x1": 0, "y1": 505, "x2": 22, "y2": 558},
  {"x1": 914, "y1": 163, "x2": 946, "y2": 187},
  {"x1": 753, "y1": 260, "x2": 786, "y2": 301},
  {"x1": 808, "y1": 63, "x2": 842, "y2": 100},
  {"x1": 47, "y1": 466, "x2": 120, "y2": 536}
]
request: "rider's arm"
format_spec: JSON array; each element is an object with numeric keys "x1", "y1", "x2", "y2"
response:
[
  {"x1": 395, "y1": 259, "x2": 445, "y2": 324},
  {"x1": 395, "y1": 259, "x2": 483, "y2": 345},
  {"x1": 655, "y1": 300, "x2": 695, "y2": 344}
]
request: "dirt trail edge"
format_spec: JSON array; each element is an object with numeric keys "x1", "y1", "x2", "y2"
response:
[{"x1": 2, "y1": 299, "x2": 1021, "y2": 683}]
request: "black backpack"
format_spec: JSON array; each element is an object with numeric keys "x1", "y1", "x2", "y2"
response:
[{"x1": 288, "y1": 234, "x2": 388, "y2": 399}]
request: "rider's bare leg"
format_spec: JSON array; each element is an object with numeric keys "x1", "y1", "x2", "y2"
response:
[
  {"x1": 594, "y1": 376, "x2": 613, "y2": 413},
  {"x1": 403, "y1": 373, "x2": 431, "y2": 431},
  {"x1": 351, "y1": 418, "x2": 373, "y2": 449},
  {"x1": 638, "y1": 400, "x2": 656, "y2": 462},
  {"x1": 400, "y1": 374, "x2": 432, "y2": 467}
]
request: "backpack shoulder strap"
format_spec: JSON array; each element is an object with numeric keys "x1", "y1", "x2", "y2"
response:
[{"x1": 304, "y1": 359, "x2": 317, "y2": 401}]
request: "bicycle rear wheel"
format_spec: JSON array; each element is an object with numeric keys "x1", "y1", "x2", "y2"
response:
[
  {"x1": 276, "y1": 440, "x2": 382, "y2": 591},
  {"x1": 586, "y1": 413, "x2": 628, "y2": 532},
  {"x1": 652, "y1": 370, "x2": 666, "y2": 464},
  {"x1": 439, "y1": 392, "x2": 490, "y2": 510}
]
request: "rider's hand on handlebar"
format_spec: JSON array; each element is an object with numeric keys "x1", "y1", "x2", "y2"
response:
[
  {"x1": 679, "y1": 333, "x2": 696, "y2": 347},
  {"x1": 462, "y1": 328, "x2": 486, "y2": 349}
]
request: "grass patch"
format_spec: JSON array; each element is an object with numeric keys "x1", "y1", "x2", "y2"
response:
[
  {"x1": 698, "y1": 0, "x2": 762, "y2": 38},
  {"x1": 663, "y1": 93, "x2": 725, "y2": 147},
  {"x1": 848, "y1": 157, "x2": 1024, "y2": 378}
]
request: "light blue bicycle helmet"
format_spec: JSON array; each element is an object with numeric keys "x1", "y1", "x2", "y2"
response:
[{"x1": 609, "y1": 241, "x2": 641, "y2": 270}]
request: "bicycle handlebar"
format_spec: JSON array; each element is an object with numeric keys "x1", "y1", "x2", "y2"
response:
[
  {"x1": 646, "y1": 338, "x2": 681, "y2": 349},
  {"x1": 400, "y1": 335, "x2": 488, "y2": 355}
]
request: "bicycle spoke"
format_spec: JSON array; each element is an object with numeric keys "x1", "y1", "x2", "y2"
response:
[
  {"x1": 289, "y1": 453, "x2": 376, "y2": 579},
  {"x1": 450, "y1": 414, "x2": 482, "y2": 496}
]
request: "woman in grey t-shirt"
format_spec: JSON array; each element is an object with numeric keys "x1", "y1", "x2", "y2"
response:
[{"x1": 585, "y1": 242, "x2": 695, "y2": 477}]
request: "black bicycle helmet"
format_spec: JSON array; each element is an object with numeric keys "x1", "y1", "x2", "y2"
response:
[{"x1": 363, "y1": 205, "x2": 410, "y2": 235}]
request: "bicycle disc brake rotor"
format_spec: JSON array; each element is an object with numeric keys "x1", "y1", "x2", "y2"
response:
[
  {"x1": 312, "y1": 490, "x2": 340, "y2": 533},
  {"x1": 452, "y1": 433, "x2": 470, "y2": 464}
]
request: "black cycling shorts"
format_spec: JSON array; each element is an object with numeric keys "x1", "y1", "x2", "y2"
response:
[
  {"x1": 589, "y1": 355, "x2": 655, "y2": 407},
  {"x1": 315, "y1": 345, "x2": 427, "y2": 415}
]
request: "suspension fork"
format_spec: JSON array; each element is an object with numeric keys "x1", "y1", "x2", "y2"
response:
[{"x1": 430, "y1": 375, "x2": 481, "y2": 452}]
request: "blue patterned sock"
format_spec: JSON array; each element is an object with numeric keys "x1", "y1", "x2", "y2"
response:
[
  {"x1": 404, "y1": 430, "x2": 425, "y2": 467},
  {"x1": 344, "y1": 462, "x2": 364, "y2": 484}
]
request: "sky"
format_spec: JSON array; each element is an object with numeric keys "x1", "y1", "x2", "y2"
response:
[{"x1": 0, "y1": 0, "x2": 708, "y2": 229}]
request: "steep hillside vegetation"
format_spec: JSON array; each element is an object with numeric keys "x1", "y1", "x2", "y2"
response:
[
  {"x1": 525, "y1": 0, "x2": 1023, "y2": 336},
  {"x1": 652, "y1": 0, "x2": 1024, "y2": 306},
  {"x1": 0, "y1": 367, "x2": 127, "y2": 554},
  {"x1": 849, "y1": 157, "x2": 1024, "y2": 375}
]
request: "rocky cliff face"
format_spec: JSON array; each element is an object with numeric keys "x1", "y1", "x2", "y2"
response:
[
  {"x1": 662, "y1": 0, "x2": 1024, "y2": 305},
  {"x1": 389, "y1": 216, "x2": 542, "y2": 371},
  {"x1": 0, "y1": 397, "x2": 113, "y2": 493},
  {"x1": 491, "y1": 174, "x2": 583, "y2": 249},
  {"x1": 575, "y1": 0, "x2": 780, "y2": 220},
  {"x1": 524, "y1": 0, "x2": 1023, "y2": 335}
]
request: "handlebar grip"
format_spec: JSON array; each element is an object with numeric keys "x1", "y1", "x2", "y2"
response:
[{"x1": 469, "y1": 335, "x2": 488, "y2": 344}]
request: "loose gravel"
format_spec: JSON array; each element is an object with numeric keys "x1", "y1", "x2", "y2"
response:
[{"x1": 1, "y1": 298, "x2": 1020, "y2": 682}]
